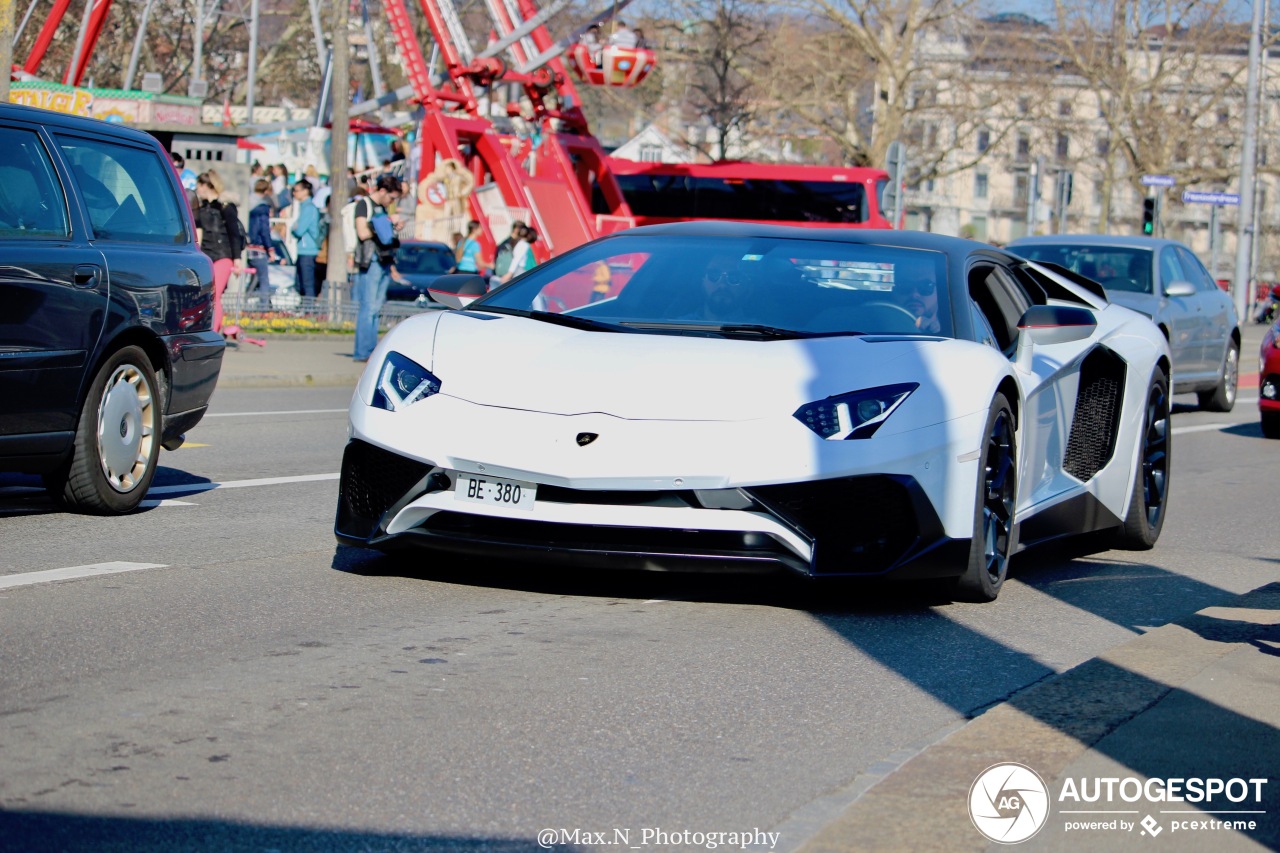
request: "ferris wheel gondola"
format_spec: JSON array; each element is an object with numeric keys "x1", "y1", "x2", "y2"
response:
[{"x1": 565, "y1": 43, "x2": 656, "y2": 88}]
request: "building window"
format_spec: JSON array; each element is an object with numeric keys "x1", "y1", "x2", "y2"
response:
[
  {"x1": 1018, "y1": 97, "x2": 1030, "y2": 115},
  {"x1": 1014, "y1": 173, "x2": 1029, "y2": 207},
  {"x1": 1056, "y1": 132, "x2": 1069, "y2": 161},
  {"x1": 1016, "y1": 134, "x2": 1030, "y2": 163},
  {"x1": 1058, "y1": 100, "x2": 1072, "y2": 117},
  {"x1": 1096, "y1": 137, "x2": 1110, "y2": 157},
  {"x1": 970, "y1": 216, "x2": 988, "y2": 242},
  {"x1": 975, "y1": 172, "x2": 989, "y2": 198},
  {"x1": 1218, "y1": 109, "x2": 1230, "y2": 125},
  {"x1": 638, "y1": 143, "x2": 663, "y2": 162},
  {"x1": 977, "y1": 128, "x2": 990, "y2": 153}
]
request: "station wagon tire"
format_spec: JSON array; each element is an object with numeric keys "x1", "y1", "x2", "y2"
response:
[
  {"x1": 952, "y1": 394, "x2": 1017, "y2": 602},
  {"x1": 1198, "y1": 340, "x2": 1238, "y2": 412},
  {"x1": 1114, "y1": 368, "x2": 1170, "y2": 549},
  {"x1": 45, "y1": 346, "x2": 161, "y2": 514},
  {"x1": 1262, "y1": 412, "x2": 1280, "y2": 440}
]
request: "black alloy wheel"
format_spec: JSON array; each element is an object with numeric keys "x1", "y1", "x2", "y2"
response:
[
  {"x1": 954, "y1": 394, "x2": 1017, "y2": 602},
  {"x1": 1114, "y1": 369, "x2": 1170, "y2": 549}
]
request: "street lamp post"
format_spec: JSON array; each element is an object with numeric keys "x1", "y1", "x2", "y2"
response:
[{"x1": 1232, "y1": 0, "x2": 1265, "y2": 322}]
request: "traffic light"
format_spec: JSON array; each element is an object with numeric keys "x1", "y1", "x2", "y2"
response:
[{"x1": 1142, "y1": 198, "x2": 1156, "y2": 235}]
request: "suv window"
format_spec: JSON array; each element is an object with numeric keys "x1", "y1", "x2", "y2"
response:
[
  {"x1": 1159, "y1": 246, "x2": 1189, "y2": 291},
  {"x1": 0, "y1": 127, "x2": 69, "y2": 238},
  {"x1": 1175, "y1": 246, "x2": 1220, "y2": 293},
  {"x1": 56, "y1": 135, "x2": 186, "y2": 244}
]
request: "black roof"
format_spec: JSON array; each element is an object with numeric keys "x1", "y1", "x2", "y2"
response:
[
  {"x1": 0, "y1": 101, "x2": 164, "y2": 147},
  {"x1": 618, "y1": 221, "x2": 993, "y2": 254}
]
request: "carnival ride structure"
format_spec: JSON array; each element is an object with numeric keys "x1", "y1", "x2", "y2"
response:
[{"x1": 382, "y1": 0, "x2": 657, "y2": 261}]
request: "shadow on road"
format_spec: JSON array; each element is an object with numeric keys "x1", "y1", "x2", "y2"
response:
[{"x1": 0, "y1": 810, "x2": 568, "y2": 853}]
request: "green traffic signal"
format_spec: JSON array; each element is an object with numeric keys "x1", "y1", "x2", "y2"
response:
[{"x1": 1142, "y1": 198, "x2": 1156, "y2": 235}]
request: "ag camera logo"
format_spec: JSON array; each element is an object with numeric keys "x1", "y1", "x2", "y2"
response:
[{"x1": 969, "y1": 763, "x2": 1051, "y2": 844}]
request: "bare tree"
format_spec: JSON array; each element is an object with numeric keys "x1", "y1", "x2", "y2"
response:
[
  {"x1": 1043, "y1": 0, "x2": 1256, "y2": 229},
  {"x1": 761, "y1": 0, "x2": 1047, "y2": 178},
  {"x1": 675, "y1": 0, "x2": 769, "y2": 160}
]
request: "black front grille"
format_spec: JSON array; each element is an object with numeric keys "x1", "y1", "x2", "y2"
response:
[
  {"x1": 422, "y1": 512, "x2": 790, "y2": 559},
  {"x1": 338, "y1": 440, "x2": 431, "y2": 538},
  {"x1": 1064, "y1": 347, "x2": 1126, "y2": 481},
  {"x1": 746, "y1": 476, "x2": 918, "y2": 574}
]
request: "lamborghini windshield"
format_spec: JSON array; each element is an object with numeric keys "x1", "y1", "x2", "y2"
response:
[{"x1": 472, "y1": 235, "x2": 952, "y2": 338}]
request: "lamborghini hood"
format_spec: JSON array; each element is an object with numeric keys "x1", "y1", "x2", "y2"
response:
[{"x1": 426, "y1": 311, "x2": 925, "y2": 421}]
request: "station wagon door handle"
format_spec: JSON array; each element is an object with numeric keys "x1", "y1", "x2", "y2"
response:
[{"x1": 73, "y1": 264, "x2": 101, "y2": 288}]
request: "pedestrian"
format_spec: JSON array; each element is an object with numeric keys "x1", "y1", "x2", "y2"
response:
[
  {"x1": 492, "y1": 220, "x2": 526, "y2": 280},
  {"x1": 289, "y1": 181, "x2": 322, "y2": 301},
  {"x1": 271, "y1": 163, "x2": 290, "y2": 209},
  {"x1": 194, "y1": 171, "x2": 244, "y2": 335},
  {"x1": 247, "y1": 178, "x2": 276, "y2": 309},
  {"x1": 170, "y1": 151, "x2": 198, "y2": 210},
  {"x1": 502, "y1": 226, "x2": 535, "y2": 284},
  {"x1": 589, "y1": 260, "x2": 612, "y2": 302},
  {"x1": 389, "y1": 139, "x2": 406, "y2": 163},
  {"x1": 352, "y1": 174, "x2": 405, "y2": 362},
  {"x1": 455, "y1": 219, "x2": 489, "y2": 275}
]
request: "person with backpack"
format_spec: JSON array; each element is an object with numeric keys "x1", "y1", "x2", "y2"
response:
[
  {"x1": 194, "y1": 171, "x2": 244, "y2": 335},
  {"x1": 352, "y1": 174, "x2": 405, "y2": 362},
  {"x1": 492, "y1": 220, "x2": 526, "y2": 281},
  {"x1": 289, "y1": 181, "x2": 323, "y2": 300},
  {"x1": 503, "y1": 228, "x2": 541, "y2": 285}
]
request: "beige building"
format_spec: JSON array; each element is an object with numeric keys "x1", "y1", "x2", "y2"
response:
[{"x1": 899, "y1": 23, "x2": 1279, "y2": 284}]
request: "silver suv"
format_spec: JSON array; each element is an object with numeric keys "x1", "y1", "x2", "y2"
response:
[{"x1": 1008, "y1": 234, "x2": 1240, "y2": 411}]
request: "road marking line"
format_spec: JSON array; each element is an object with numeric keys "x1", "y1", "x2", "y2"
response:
[
  {"x1": 178, "y1": 442, "x2": 210, "y2": 448},
  {"x1": 148, "y1": 473, "x2": 339, "y2": 495},
  {"x1": 138, "y1": 499, "x2": 196, "y2": 508},
  {"x1": 0, "y1": 561, "x2": 168, "y2": 590},
  {"x1": 205, "y1": 408, "x2": 347, "y2": 418},
  {"x1": 1172, "y1": 423, "x2": 1234, "y2": 435}
]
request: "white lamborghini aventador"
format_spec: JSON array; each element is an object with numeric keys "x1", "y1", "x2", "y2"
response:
[{"x1": 336, "y1": 223, "x2": 1173, "y2": 601}]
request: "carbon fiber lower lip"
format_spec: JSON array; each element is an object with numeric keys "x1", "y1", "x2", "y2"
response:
[{"x1": 335, "y1": 440, "x2": 970, "y2": 579}]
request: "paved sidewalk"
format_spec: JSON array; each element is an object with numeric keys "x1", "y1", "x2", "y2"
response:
[
  {"x1": 797, "y1": 584, "x2": 1280, "y2": 853},
  {"x1": 216, "y1": 334, "x2": 368, "y2": 388}
]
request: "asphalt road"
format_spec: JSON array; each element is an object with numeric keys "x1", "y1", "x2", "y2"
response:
[{"x1": 0, "y1": 361, "x2": 1277, "y2": 852}]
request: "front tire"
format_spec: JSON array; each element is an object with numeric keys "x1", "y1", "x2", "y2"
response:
[
  {"x1": 953, "y1": 394, "x2": 1017, "y2": 602},
  {"x1": 1114, "y1": 368, "x2": 1170, "y2": 549},
  {"x1": 45, "y1": 346, "x2": 162, "y2": 514},
  {"x1": 1198, "y1": 340, "x2": 1238, "y2": 412}
]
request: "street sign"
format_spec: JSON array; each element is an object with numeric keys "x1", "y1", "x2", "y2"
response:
[
  {"x1": 1182, "y1": 191, "x2": 1240, "y2": 206},
  {"x1": 1141, "y1": 175, "x2": 1177, "y2": 187}
]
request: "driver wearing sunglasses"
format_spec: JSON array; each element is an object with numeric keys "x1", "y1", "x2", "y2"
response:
[
  {"x1": 685, "y1": 254, "x2": 751, "y2": 321},
  {"x1": 891, "y1": 256, "x2": 941, "y2": 334}
]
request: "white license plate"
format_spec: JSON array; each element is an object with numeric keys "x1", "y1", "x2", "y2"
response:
[{"x1": 453, "y1": 472, "x2": 537, "y2": 511}]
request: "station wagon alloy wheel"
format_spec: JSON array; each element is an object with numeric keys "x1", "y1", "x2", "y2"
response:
[{"x1": 97, "y1": 363, "x2": 155, "y2": 492}]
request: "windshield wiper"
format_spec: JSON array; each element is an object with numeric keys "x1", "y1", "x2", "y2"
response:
[
  {"x1": 619, "y1": 321, "x2": 861, "y2": 339},
  {"x1": 527, "y1": 310, "x2": 630, "y2": 333},
  {"x1": 717, "y1": 324, "x2": 862, "y2": 339}
]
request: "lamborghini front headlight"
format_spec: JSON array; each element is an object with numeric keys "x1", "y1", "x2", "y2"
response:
[
  {"x1": 793, "y1": 383, "x2": 917, "y2": 440},
  {"x1": 372, "y1": 352, "x2": 442, "y2": 412}
]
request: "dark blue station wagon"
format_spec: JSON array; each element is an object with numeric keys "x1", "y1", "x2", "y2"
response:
[{"x1": 0, "y1": 103, "x2": 224, "y2": 513}]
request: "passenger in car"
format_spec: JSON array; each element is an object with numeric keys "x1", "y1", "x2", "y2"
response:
[{"x1": 891, "y1": 255, "x2": 941, "y2": 333}]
